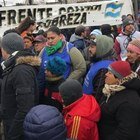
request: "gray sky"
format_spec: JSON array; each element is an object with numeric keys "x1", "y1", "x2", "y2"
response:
[{"x1": 0, "y1": 0, "x2": 57, "y2": 6}]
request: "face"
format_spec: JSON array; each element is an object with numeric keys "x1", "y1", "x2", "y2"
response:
[
  {"x1": 127, "y1": 48, "x2": 140, "y2": 63},
  {"x1": 84, "y1": 27, "x2": 90, "y2": 37},
  {"x1": 47, "y1": 31, "x2": 62, "y2": 46},
  {"x1": 34, "y1": 42, "x2": 45, "y2": 52},
  {"x1": 1, "y1": 48, "x2": 10, "y2": 60},
  {"x1": 124, "y1": 24, "x2": 134, "y2": 34},
  {"x1": 127, "y1": 15, "x2": 133, "y2": 20},
  {"x1": 105, "y1": 71, "x2": 119, "y2": 85},
  {"x1": 89, "y1": 45, "x2": 96, "y2": 57},
  {"x1": 24, "y1": 38, "x2": 32, "y2": 49},
  {"x1": 45, "y1": 69, "x2": 55, "y2": 78},
  {"x1": 90, "y1": 35, "x2": 96, "y2": 40}
]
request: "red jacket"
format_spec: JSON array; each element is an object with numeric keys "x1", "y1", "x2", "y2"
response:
[{"x1": 63, "y1": 94, "x2": 101, "y2": 140}]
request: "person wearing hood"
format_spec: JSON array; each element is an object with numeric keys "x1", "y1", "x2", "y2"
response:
[
  {"x1": 98, "y1": 61, "x2": 140, "y2": 140},
  {"x1": 69, "y1": 25, "x2": 87, "y2": 51},
  {"x1": 59, "y1": 79, "x2": 101, "y2": 140},
  {"x1": 24, "y1": 105, "x2": 67, "y2": 140},
  {"x1": 0, "y1": 33, "x2": 40, "y2": 140},
  {"x1": 83, "y1": 35, "x2": 117, "y2": 102},
  {"x1": 114, "y1": 17, "x2": 140, "y2": 60}
]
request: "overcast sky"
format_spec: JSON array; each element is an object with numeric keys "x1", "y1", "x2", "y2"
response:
[{"x1": 0, "y1": 0, "x2": 57, "y2": 6}]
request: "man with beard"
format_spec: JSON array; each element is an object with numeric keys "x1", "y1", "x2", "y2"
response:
[{"x1": 83, "y1": 35, "x2": 117, "y2": 102}]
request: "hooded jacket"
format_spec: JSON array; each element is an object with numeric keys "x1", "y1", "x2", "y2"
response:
[
  {"x1": 83, "y1": 35, "x2": 116, "y2": 102},
  {"x1": 1, "y1": 50, "x2": 40, "y2": 140},
  {"x1": 63, "y1": 94, "x2": 101, "y2": 140},
  {"x1": 24, "y1": 105, "x2": 67, "y2": 140},
  {"x1": 69, "y1": 33, "x2": 87, "y2": 51}
]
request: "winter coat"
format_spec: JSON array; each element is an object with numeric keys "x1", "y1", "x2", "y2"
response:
[
  {"x1": 1, "y1": 50, "x2": 40, "y2": 140},
  {"x1": 83, "y1": 60, "x2": 113, "y2": 94},
  {"x1": 98, "y1": 77, "x2": 140, "y2": 140},
  {"x1": 69, "y1": 33, "x2": 87, "y2": 51},
  {"x1": 83, "y1": 35, "x2": 116, "y2": 102},
  {"x1": 38, "y1": 41, "x2": 86, "y2": 98},
  {"x1": 41, "y1": 77, "x2": 64, "y2": 112},
  {"x1": 44, "y1": 77, "x2": 64, "y2": 102},
  {"x1": 24, "y1": 105, "x2": 67, "y2": 140},
  {"x1": 63, "y1": 94, "x2": 101, "y2": 140},
  {"x1": 114, "y1": 30, "x2": 140, "y2": 60}
]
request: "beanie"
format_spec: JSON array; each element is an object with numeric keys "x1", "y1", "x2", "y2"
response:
[
  {"x1": 46, "y1": 56, "x2": 66, "y2": 76},
  {"x1": 121, "y1": 15, "x2": 127, "y2": 21},
  {"x1": 1, "y1": 33, "x2": 24, "y2": 54},
  {"x1": 90, "y1": 29, "x2": 102, "y2": 36},
  {"x1": 108, "y1": 61, "x2": 131, "y2": 79},
  {"x1": 59, "y1": 79, "x2": 83, "y2": 106},
  {"x1": 127, "y1": 39, "x2": 140, "y2": 54},
  {"x1": 24, "y1": 105, "x2": 67, "y2": 140},
  {"x1": 122, "y1": 18, "x2": 134, "y2": 28}
]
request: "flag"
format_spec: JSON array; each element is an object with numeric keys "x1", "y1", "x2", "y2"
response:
[{"x1": 105, "y1": 2, "x2": 123, "y2": 18}]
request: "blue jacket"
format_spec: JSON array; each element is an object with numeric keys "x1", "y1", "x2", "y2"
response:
[
  {"x1": 37, "y1": 42, "x2": 74, "y2": 95},
  {"x1": 24, "y1": 105, "x2": 67, "y2": 140},
  {"x1": 83, "y1": 60, "x2": 113, "y2": 94}
]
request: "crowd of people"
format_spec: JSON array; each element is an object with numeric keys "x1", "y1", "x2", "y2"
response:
[{"x1": 0, "y1": 14, "x2": 140, "y2": 140}]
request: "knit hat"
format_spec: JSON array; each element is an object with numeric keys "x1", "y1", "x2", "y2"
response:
[
  {"x1": 24, "y1": 105, "x2": 67, "y2": 140},
  {"x1": 108, "y1": 61, "x2": 131, "y2": 79},
  {"x1": 127, "y1": 39, "x2": 140, "y2": 55},
  {"x1": 121, "y1": 15, "x2": 127, "y2": 21},
  {"x1": 90, "y1": 29, "x2": 102, "y2": 36},
  {"x1": 59, "y1": 79, "x2": 83, "y2": 106},
  {"x1": 122, "y1": 17, "x2": 134, "y2": 28},
  {"x1": 33, "y1": 35, "x2": 46, "y2": 43},
  {"x1": 46, "y1": 56, "x2": 66, "y2": 76},
  {"x1": 1, "y1": 33, "x2": 24, "y2": 54}
]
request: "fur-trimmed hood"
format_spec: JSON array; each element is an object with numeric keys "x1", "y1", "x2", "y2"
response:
[
  {"x1": 1, "y1": 50, "x2": 41, "y2": 75},
  {"x1": 16, "y1": 56, "x2": 41, "y2": 66}
]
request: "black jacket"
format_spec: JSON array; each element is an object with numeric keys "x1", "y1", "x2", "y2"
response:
[
  {"x1": 1, "y1": 50, "x2": 40, "y2": 140},
  {"x1": 98, "y1": 78, "x2": 140, "y2": 140}
]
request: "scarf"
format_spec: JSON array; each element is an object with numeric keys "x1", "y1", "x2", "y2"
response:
[
  {"x1": 103, "y1": 84, "x2": 125, "y2": 102},
  {"x1": 103, "y1": 71, "x2": 138, "y2": 102},
  {"x1": 45, "y1": 40, "x2": 63, "y2": 55}
]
